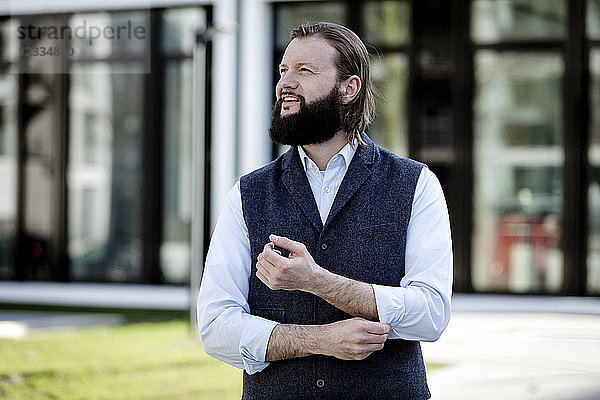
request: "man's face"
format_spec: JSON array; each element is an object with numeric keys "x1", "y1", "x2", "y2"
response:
[
  {"x1": 269, "y1": 37, "x2": 344, "y2": 146},
  {"x1": 275, "y1": 37, "x2": 340, "y2": 117}
]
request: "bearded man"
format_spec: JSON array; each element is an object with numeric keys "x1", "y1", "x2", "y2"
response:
[{"x1": 198, "y1": 22, "x2": 453, "y2": 400}]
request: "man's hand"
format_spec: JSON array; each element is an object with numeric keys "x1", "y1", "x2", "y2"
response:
[
  {"x1": 256, "y1": 234, "x2": 323, "y2": 291},
  {"x1": 266, "y1": 317, "x2": 390, "y2": 362},
  {"x1": 322, "y1": 317, "x2": 390, "y2": 360},
  {"x1": 256, "y1": 234, "x2": 380, "y2": 320}
]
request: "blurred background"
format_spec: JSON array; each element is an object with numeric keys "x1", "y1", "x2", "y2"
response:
[
  {"x1": 1, "y1": 0, "x2": 599, "y2": 296},
  {"x1": 0, "y1": 0, "x2": 599, "y2": 399}
]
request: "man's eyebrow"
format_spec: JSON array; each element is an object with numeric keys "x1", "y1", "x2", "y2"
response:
[
  {"x1": 278, "y1": 62, "x2": 319, "y2": 69},
  {"x1": 296, "y1": 62, "x2": 318, "y2": 69}
]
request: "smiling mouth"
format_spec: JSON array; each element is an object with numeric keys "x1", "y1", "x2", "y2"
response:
[{"x1": 281, "y1": 94, "x2": 301, "y2": 105}]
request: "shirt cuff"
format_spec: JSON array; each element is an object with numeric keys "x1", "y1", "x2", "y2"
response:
[
  {"x1": 239, "y1": 316, "x2": 279, "y2": 375},
  {"x1": 372, "y1": 284, "x2": 406, "y2": 339}
]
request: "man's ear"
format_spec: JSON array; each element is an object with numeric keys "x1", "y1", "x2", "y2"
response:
[{"x1": 340, "y1": 75, "x2": 361, "y2": 104}]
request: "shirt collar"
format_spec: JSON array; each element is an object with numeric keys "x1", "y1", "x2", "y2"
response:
[{"x1": 297, "y1": 141, "x2": 357, "y2": 173}]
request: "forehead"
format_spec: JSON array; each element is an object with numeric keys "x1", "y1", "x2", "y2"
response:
[{"x1": 281, "y1": 37, "x2": 337, "y2": 68}]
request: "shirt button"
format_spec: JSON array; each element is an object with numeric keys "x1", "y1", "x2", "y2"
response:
[
  {"x1": 316, "y1": 379, "x2": 325, "y2": 388},
  {"x1": 321, "y1": 243, "x2": 328, "y2": 250},
  {"x1": 325, "y1": 187, "x2": 331, "y2": 193}
]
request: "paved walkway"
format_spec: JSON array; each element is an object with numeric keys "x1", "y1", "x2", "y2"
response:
[
  {"x1": 422, "y1": 310, "x2": 600, "y2": 399},
  {"x1": 0, "y1": 311, "x2": 125, "y2": 339}
]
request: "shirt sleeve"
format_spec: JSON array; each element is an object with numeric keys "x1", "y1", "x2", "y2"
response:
[
  {"x1": 197, "y1": 181, "x2": 279, "y2": 374},
  {"x1": 372, "y1": 167, "x2": 453, "y2": 341}
]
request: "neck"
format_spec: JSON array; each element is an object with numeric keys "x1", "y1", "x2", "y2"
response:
[{"x1": 301, "y1": 131, "x2": 348, "y2": 171}]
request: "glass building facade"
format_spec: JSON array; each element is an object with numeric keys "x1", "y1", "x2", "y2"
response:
[
  {"x1": 0, "y1": 0, "x2": 598, "y2": 296},
  {"x1": 0, "y1": 6, "x2": 210, "y2": 284}
]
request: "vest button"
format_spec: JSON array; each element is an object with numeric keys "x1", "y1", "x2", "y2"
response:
[
  {"x1": 316, "y1": 379, "x2": 325, "y2": 388},
  {"x1": 321, "y1": 243, "x2": 328, "y2": 250}
]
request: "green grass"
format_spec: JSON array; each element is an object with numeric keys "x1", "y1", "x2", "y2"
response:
[
  {"x1": 0, "y1": 320, "x2": 242, "y2": 400},
  {"x1": 0, "y1": 313, "x2": 447, "y2": 399}
]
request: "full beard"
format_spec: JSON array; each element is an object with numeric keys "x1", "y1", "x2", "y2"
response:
[{"x1": 269, "y1": 86, "x2": 343, "y2": 146}]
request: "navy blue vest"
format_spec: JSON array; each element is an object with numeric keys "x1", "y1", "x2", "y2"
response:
[{"x1": 240, "y1": 134, "x2": 430, "y2": 399}]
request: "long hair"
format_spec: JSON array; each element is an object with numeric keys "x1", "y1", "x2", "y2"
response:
[{"x1": 291, "y1": 22, "x2": 375, "y2": 146}]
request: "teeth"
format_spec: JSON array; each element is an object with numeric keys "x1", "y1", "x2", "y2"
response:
[{"x1": 283, "y1": 96, "x2": 299, "y2": 102}]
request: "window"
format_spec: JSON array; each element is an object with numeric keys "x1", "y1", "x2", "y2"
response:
[
  {"x1": 370, "y1": 54, "x2": 409, "y2": 156},
  {"x1": 0, "y1": 7, "x2": 209, "y2": 284},
  {"x1": 472, "y1": 52, "x2": 564, "y2": 293},
  {"x1": 471, "y1": 0, "x2": 567, "y2": 43},
  {"x1": 275, "y1": 3, "x2": 347, "y2": 50},
  {"x1": 160, "y1": 7, "x2": 207, "y2": 284},
  {"x1": 67, "y1": 8, "x2": 207, "y2": 283},
  {"x1": 588, "y1": 49, "x2": 600, "y2": 294},
  {"x1": 0, "y1": 19, "x2": 17, "y2": 279},
  {"x1": 588, "y1": 0, "x2": 600, "y2": 39},
  {"x1": 363, "y1": 1, "x2": 410, "y2": 156},
  {"x1": 471, "y1": 0, "x2": 567, "y2": 294},
  {"x1": 363, "y1": 0, "x2": 410, "y2": 47},
  {"x1": 68, "y1": 61, "x2": 145, "y2": 282}
]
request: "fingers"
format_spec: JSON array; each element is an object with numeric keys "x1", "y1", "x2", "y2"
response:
[
  {"x1": 260, "y1": 242, "x2": 287, "y2": 267},
  {"x1": 256, "y1": 241, "x2": 292, "y2": 290},
  {"x1": 353, "y1": 331, "x2": 388, "y2": 359},
  {"x1": 257, "y1": 251, "x2": 277, "y2": 269},
  {"x1": 348, "y1": 340, "x2": 386, "y2": 361},
  {"x1": 359, "y1": 323, "x2": 388, "y2": 344},
  {"x1": 256, "y1": 249, "x2": 276, "y2": 288},
  {"x1": 363, "y1": 342, "x2": 385, "y2": 352},
  {"x1": 365, "y1": 322, "x2": 391, "y2": 335},
  {"x1": 325, "y1": 318, "x2": 390, "y2": 361},
  {"x1": 256, "y1": 268, "x2": 273, "y2": 288},
  {"x1": 256, "y1": 259, "x2": 273, "y2": 277},
  {"x1": 352, "y1": 319, "x2": 389, "y2": 349},
  {"x1": 269, "y1": 234, "x2": 307, "y2": 254},
  {"x1": 258, "y1": 243, "x2": 285, "y2": 271},
  {"x1": 364, "y1": 332, "x2": 388, "y2": 344},
  {"x1": 351, "y1": 317, "x2": 390, "y2": 335}
]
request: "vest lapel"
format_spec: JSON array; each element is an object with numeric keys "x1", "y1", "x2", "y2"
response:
[
  {"x1": 324, "y1": 135, "x2": 376, "y2": 229},
  {"x1": 281, "y1": 147, "x2": 324, "y2": 232}
]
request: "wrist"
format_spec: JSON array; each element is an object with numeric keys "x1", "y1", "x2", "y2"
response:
[
  {"x1": 305, "y1": 264, "x2": 330, "y2": 295},
  {"x1": 308, "y1": 323, "x2": 332, "y2": 356}
]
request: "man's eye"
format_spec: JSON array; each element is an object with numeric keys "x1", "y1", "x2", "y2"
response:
[
  {"x1": 279, "y1": 68, "x2": 287, "y2": 75},
  {"x1": 300, "y1": 68, "x2": 313, "y2": 73}
]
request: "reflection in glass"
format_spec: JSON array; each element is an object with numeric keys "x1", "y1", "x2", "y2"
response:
[
  {"x1": 472, "y1": 0, "x2": 566, "y2": 43},
  {"x1": 22, "y1": 73, "x2": 59, "y2": 280},
  {"x1": 161, "y1": 60, "x2": 193, "y2": 284},
  {"x1": 589, "y1": 0, "x2": 600, "y2": 38},
  {"x1": 161, "y1": 8, "x2": 206, "y2": 55},
  {"x1": 275, "y1": 3, "x2": 346, "y2": 49},
  {"x1": 473, "y1": 51, "x2": 564, "y2": 293},
  {"x1": 363, "y1": 1, "x2": 410, "y2": 47},
  {"x1": 588, "y1": 49, "x2": 600, "y2": 294},
  {"x1": 69, "y1": 12, "x2": 150, "y2": 62},
  {"x1": 0, "y1": 18, "x2": 19, "y2": 62},
  {"x1": 68, "y1": 63, "x2": 143, "y2": 282},
  {"x1": 18, "y1": 15, "x2": 68, "y2": 75},
  {"x1": 369, "y1": 53, "x2": 408, "y2": 156},
  {"x1": 0, "y1": 69, "x2": 17, "y2": 278}
]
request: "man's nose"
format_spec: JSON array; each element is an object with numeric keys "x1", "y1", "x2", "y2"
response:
[{"x1": 278, "y1": 71, "x2": 298, "y2": 91}]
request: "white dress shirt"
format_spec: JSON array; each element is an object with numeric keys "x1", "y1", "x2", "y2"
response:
[{"x1": 198, "y1": 142, "x2": 453, "y2": 375}]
